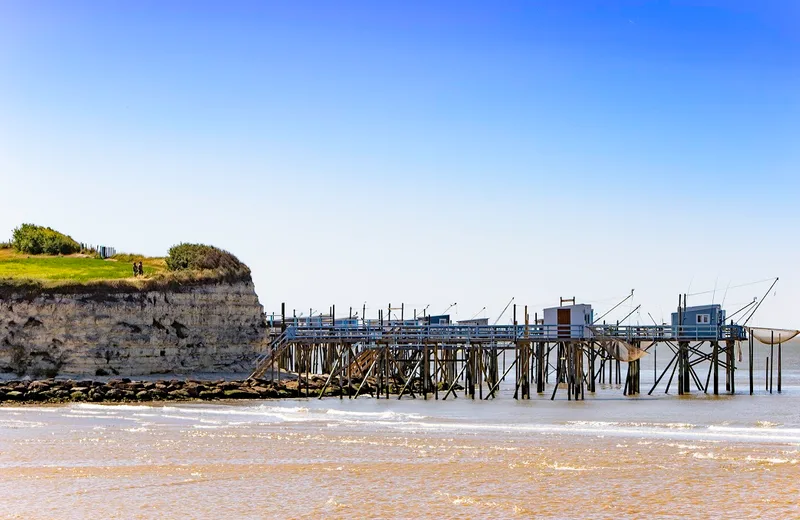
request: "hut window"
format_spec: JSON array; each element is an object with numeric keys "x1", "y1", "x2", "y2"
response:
[{"x1": 696, "y1": 314, "x2": 710, "y2": 324}]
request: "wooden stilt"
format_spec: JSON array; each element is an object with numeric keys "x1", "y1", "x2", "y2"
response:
[
  {"x1": 778, "y1": 340, "x2": 782, "y2": 393},
  {"x1": 713, "y1": 341, "x2": 719, "y2": 395},
  {"x1": 727, "y1": 339, "x2": 735, "y2": 395},
  {"x1": 749, "y1": 335, "x2": 754, "y2": 395},
  {"x1": 434, "y1": 345, "x2": 439, "y2": 400},
  {"x1": 769, "y1": 330, "x2": 774, "y2": 394}
]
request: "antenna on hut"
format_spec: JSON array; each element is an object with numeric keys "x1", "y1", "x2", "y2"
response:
[
  {"x1": 441, "y1": 302, "x2": 457, "y2": 315},
  {"x1": 469, "y1": 307, "x2": 486, "y2": 320},
  {"x1": 726, "y1": 298, "x2": 758, "y2": 324},
  {"x1": 741, "y1": 277, "x2": 779, "y2": 327},
  {"x1": 593, "y1": 289, "x2": 635, "y2": 325},
  {"x1": 494, "y1": 297, "x2": 515, "y2": 325}
]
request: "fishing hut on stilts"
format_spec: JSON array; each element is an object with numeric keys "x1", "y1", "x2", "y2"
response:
[{"x1": 251, "y1": 282, "x2": 795, "y2": 401}]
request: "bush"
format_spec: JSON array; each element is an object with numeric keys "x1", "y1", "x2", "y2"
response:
[
  {"x1": 111, "y1": 253, "x2": 147, "y2": 263},
  {"x1": 166, "y1": 243, "x2": 248, "y2": 274},
  {"x1": 12, "y1": 224, "x2": 81, "y2": 255}
]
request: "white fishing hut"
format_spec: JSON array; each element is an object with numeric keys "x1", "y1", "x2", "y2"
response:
[{"x1": 543, "y1": 303, "x2": 594, "y2": 339}]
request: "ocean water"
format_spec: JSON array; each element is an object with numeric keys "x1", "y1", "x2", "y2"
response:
[{"x1": 1, "y1": 342, "x2": 799, "y2": 519}]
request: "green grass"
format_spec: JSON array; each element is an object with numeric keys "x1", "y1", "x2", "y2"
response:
[
  {"x1": 0, "y1": 249, "x2": 166, "y2": 282},
  {"x1": 0, "y1": 247, "x2": 251, "y2": 298}
]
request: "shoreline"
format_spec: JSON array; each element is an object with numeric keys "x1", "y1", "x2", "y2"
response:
[
  {"x1": 0, "y1": 376, "x2": 353, "y2": 405},
  {"x1": 0, "y1": 374, "x2": 449, "y2": 405}
]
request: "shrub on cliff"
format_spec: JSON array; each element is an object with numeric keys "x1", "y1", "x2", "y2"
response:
[
  {"x1": 166, "y1": 243, "x2": 249, "y2": 278},
  {"x1": 12, "y1": 224, "x2": 81, "y2": 255}
]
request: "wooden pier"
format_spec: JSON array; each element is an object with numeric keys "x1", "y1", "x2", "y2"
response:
[{"x1": 250, "y1": 306, "x2": 757, "y2": 400}]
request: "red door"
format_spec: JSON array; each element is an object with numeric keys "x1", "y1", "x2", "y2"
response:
[{"x1": 558, "y1": 309, "x2": 571, "y2": 338}]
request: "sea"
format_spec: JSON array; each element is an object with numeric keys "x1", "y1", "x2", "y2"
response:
[{"x1": 1, "y1": 341, "x2": 799, "y2": 519}]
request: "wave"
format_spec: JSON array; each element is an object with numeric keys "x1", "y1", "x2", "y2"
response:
[
  {"x1": 7, "y1": 402, "x2": 800, "y2": 446},
  {"x1": 361, "y1": 419, "x2": 800, "y2": 444},
  {"x1": 0, "y1": 419, "x2": 47, "y2": 428},
  {"x1": 74, "y1": 403, "x2": 148, "y2": 412},
  {"x1": 324, "y1": 409, "x2": 426, "y2": 421},
  {"x1": 566, "y1": 420, "x2": 695, "y2": 430},
  {"x1": 69, "y1": 404, "x2": 800, "y2": 444}
]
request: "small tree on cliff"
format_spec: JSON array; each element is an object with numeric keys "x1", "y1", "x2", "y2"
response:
[
  {"x1": 12, "y1": 224, "x2": 81, "y2": 255},
  {"x1": 166, "y1": 243, "x2": 250, "y2": 281}
]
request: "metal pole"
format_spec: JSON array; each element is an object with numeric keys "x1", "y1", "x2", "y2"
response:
[{"x1": 749, "y1": 335, "x2": 754, "y2": 395}]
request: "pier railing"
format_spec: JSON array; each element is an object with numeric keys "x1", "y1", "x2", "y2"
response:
[{"x1": 276, "y1": 323, "x2": 746, "y2": 345}]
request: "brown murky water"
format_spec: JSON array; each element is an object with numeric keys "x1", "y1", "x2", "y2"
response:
[
  {"x1": 1, "y1": 396, "x2": 799, "y2": 519},
  {"x1": 2, "y1": 348, "x2": 800, "y2": 519}
]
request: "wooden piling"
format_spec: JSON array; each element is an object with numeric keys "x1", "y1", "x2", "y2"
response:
[
  {"x1": 727, "y1": 339, "x2": 735, "y2": 395},
  {"x1": 712, "y1": 341, "x2": 719, "y2": 395},
  {"x1": 766, "y1": 356, "x2": 769, "y2": 392},
  {"x1": 778, "y1": 339, "x2": 782, "y2": 393},
  {"x1": 769, "y1": 329, "x2": 774, "y2": 394},
  {"x1": 434, "y1": 344, "x2": 439, "y2": 400},
  {"x1": 749, "y1": 335, "x2": 754, "y2": 395}
]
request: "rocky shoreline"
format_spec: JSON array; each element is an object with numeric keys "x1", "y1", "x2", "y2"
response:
[{"x1": 0, "y1": 377, "x2": 457, "y2": 404}]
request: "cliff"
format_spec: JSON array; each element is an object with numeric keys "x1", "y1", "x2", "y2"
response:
[{"x1": 0, "y1": 281, "x2": 266, "y2": 377}]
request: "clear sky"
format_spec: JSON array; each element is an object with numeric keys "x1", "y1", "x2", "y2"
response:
[{"x1": 1, "y1": 1, "x2": 798, "y2": 326}]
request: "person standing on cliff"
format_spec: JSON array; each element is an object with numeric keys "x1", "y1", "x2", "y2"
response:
[
  {"x1": 133, "y1": 262, "x2": 138, "y2": 277},
  {"x1": 137, "y1": 261, "x2": 144, "y2": 277}
]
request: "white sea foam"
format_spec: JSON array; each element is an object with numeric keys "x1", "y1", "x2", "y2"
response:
[
  {"x1": 744, "y1": 456, "x2": 797, "y2": 464},
  {"x1": 547, "y1": 462, "x2": 590, "y2": 471},
  {"x1": 0, "y1": 406, "x2": 60, "y2": 413},
  {"x1": 692, "y1": 452, "x2": 719, "y2": 460},
  {"x1": 0, "y1": 419, "x2": 47, "y2": 428},
  {"x1": 123, "y1": 404, "x2": 431, "y2": 426},
  {"x1": 362, "y1": 419, "x2": 800, "y2": 444},
  {"x1": 324, "y1": 409, "x2": 426, "y2": 421},
  {"x1": 12, "y1": 398, "x2": 800, "y2": 447},
  {"x1": 66, "y1": 408, "x2": 118, "y2": 415},
  {"x1": 74, "y1": 403, "x2": 147, "y2": 412},
  {"x1": 147, "y1": 404, "x2": 320, "y2": 424}
]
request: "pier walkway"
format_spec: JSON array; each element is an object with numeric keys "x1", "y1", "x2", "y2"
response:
[
  {"x1": 269, "y1": 322, "x2": 746, "y2": 347},
  {"x1": 250, "y1": 322, "x2": 756, "y2": 400}
]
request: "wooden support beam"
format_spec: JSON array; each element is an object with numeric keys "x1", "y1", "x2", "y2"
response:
[
  {"x1": 713, "y1": 341, "x2": 719, "y2": 395},
  {"x1": 485, "y1": 355, "x2": 517, "y2": 400},
  {"x1": 443, "y1": 362, "x2": 469, "y2": 400},
  {"x1": 778, "y1": 340, "x2": 782, "y2": 393},
  {"x1": 317, "y1": 356, "x2": 341, "y2": 399},
  {"x1": 749, "y1": 335, "x2": 754, "y2": 395},
  {"x1": 353, "y1": 354, "x2": 380, "y2": 399},
  {"x1": 397, "y1": 358, "x2": 423, "y2": 400}
]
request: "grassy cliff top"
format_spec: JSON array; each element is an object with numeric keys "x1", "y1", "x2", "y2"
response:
[
  {"x1": 0, "y1": 243, "x2": 251, "y2": 298},
  {"x1": 0, "y1": 248, "x2": 167, "y2": 282}
]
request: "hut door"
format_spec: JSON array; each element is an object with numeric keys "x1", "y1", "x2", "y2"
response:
[{"x1": 557, "y1": 309, "x2": 571, "y2": 338}]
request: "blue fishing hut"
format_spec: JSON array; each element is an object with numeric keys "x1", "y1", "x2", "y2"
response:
[
  {"x1": 334, "y1": 318, "x2": 359, "y2": 328},
  {"x1": 671, "y1": 304, "x2": 726, "y2": 339},
  {"x1": 425, "y1": 315, "x2": 451, "y2": 325}
]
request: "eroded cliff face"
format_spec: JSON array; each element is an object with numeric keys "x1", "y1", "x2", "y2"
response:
[{"x1": 0, "y1": 281, "x2": 266, "y2": 376}]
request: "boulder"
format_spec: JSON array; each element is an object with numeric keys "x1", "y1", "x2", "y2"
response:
[
  {"x1": 198, "y1": 390, "x2": 220, "y2": 400},
  {"x1": 169, "y1": 389, "x2": 191, "y2": 399},
  {"x1": 5, "y1": 391, "x2": 23, "y2": 401},
  {"x1": 223, "y1": 389, "x2": 259, "y2": 399}
]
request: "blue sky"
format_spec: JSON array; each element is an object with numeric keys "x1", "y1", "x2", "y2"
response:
[{"x1": 1, "y1": 1, "x2": 798, "y2": 324}]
